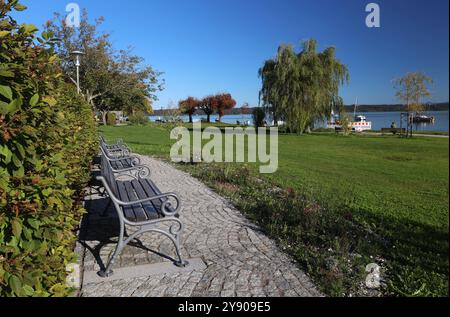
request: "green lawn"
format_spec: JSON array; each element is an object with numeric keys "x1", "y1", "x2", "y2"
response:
[{"x1": 100, "y1": 123, "x2": 449, "y2": 296}]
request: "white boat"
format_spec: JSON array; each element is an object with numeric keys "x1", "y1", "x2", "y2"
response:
[
  {"x1": 352, "y1": 115, "x2": 372, "y2": 132},
  {"x1": 327, "y1": 98, "x2": 373, "y2": 132}
]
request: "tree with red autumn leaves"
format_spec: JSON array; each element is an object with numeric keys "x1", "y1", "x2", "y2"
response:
[
  {"x1": 196, "y1": 93, "x2": 236, "y2": 123},
  {"x1": 179, "y1": 96, "x2": 200, "y2": 123},
  {"x1": 215, "y1": 93, "x2": 237, "y2": 122},
  {"x1": 198, "y1": 95, "x2": 217, "y2": 123}
]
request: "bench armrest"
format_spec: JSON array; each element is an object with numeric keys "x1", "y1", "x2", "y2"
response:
[
  {"x1": 107, "y1": 155, "x2": 142, "y2": 166},
  {"x1": 112, "y1": 165, "x2": 151, "y2": 179}
]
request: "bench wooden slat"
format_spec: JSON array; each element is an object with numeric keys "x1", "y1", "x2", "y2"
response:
[
  {"x1": 123, "y1": 181, "x2": 148, "y2": 222},
  {"x1": 110, "y1": 158, "x2": 133, "y2": 171},
  {"x1": 117, "y1": 181, "x2": 137, "y2": 221},
  {"x1": 140, "y1": 179, "x2": 175, "y2": 215},
  {"x1": 131, "y1": 180, "x2": 160, "y2": 220}
]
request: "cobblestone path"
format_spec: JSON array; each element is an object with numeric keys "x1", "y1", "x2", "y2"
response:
[{"x1": 79, "y1": 156, "x2": 322, "y2": 297}]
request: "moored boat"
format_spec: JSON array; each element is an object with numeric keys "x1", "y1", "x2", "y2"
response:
[{"x1": 413, "y1": 114, "x2": 435, "y2": 123}]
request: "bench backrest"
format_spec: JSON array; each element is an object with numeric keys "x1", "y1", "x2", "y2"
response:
[{"x1": 100, "y1": 153, "x2": 119, "y2": 197}]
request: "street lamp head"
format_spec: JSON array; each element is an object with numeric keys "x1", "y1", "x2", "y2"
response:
[
  {"x1": 70, "y1": 50, "x2": 85, "y2": 66},
  {"x1": 70, "y1": 50, "x2": 85, "y2": 56},
  {"x1": 70, "y1": 51, "x2": 85, "y2": 94}
]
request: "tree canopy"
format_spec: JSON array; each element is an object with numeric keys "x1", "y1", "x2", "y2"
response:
[
  {"x1": 393, "y1": 72, "x2": 433, "y2": 113},
  {"x1": 259, "y1": 39, "x2": 349, "y2": 133},
  {"x1": 179, "y1": 96, "x2": 200, "y2": 123},
  {"x1": 179, "y1": 93, "x2": 237, "y2": 123},
  {"x1": 45, "y1": 9, "x2": 163, "y2": 124}
]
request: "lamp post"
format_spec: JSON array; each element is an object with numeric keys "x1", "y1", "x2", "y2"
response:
[{"x1": 70, "y1": 50, "x2": 85, "y2": 94}]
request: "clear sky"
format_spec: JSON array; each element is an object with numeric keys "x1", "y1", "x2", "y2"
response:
[{"x1": 14, "y1": 0, "x2": 450, "y2": 108}]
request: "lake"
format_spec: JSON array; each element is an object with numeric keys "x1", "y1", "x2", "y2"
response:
[{"x1": 149, "y1": 111, "x2": 449, "y2": 132}]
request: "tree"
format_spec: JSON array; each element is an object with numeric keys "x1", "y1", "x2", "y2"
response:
[
  {"x1": 259, "y1": 59, "x2": 280, "y2": 124},
  {"x1": 252, "y1": 107, "x2": 266, "y2": 127},
  {"x1": 45, "y1": 10, "x2": 164, "y2": 125},
  {"x1": 259, "y1": 39, "x2": 349, "y2": 134},
  {"x1": 215, "y1": 93, "x2": 236, "y2": 122},
  {"x1": 393, "y1": 72, "x2": 433, "y2": 113},
  {"x1": 179, "y1": 97, "x2": 199, "y2": 123},
  {"x1": 164, "y1": 100, "x2": 181, "y2": 123},
  {"x1": 198, "y1": 95, "x2": 217, "y2": 123}
]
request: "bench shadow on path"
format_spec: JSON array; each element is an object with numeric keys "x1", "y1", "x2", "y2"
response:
[{"x1": 78, "y1": 171, "x2": 178, "y2": 272}]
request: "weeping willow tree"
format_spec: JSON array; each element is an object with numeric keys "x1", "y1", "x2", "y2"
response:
[{"x1": 259, "y1": 39, "x2": 349, "y2": 133}]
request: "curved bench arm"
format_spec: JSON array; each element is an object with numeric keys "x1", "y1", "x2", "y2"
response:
[
  {"x1": 107, "y1": 155, "x2": 142, "y2": 167},
  {"x1": 112, "y1": 165, "x2": 151, "y2": 179}
]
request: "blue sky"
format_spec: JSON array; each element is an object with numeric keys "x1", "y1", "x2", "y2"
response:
[{"x1": 14, "y1": 0, "x2": 450, "y2": 108}]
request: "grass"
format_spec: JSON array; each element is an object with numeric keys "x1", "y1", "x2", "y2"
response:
[{"x1": 100, "y1": 123, "x2": 449, "y2": 297}]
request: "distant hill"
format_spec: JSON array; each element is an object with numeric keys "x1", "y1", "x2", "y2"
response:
[
  {"x1": 342, "y1": 102, "x2": 449, "y2": 113},
  {"x1": 151, "y1": 102, "x2": 449, "y2": 116}
]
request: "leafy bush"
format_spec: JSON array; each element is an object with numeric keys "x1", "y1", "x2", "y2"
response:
[
  {"x1": 0, "y1": 1, "x2": 97, "y2": 297},
  {"x1": 339, "y1": 112, "x2": 353, "y2": 135},
  {"x1": 106, "y1": 112, "x2": 117, "y2": 126},
  {"x1": 252, "y1": 107, "x2": 266, "y2": 127},
  {"x1": 128, "y1": 111, "x2": 149, "y2": 125}
]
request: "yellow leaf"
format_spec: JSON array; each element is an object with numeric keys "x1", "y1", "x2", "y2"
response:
[{"x1": 42, "y1": 96, "x2": 57, "y2": 106}]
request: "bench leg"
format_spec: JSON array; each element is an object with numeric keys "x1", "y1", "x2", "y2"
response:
[
  {"x1": 98, "y1": 221, "x2": 125, "y2": 277},
  {"x1": 173, "y1": 230, "x2": 188, "y2": 268},
  {"x1": 125, "y1": 220, "x2": 189, "y2": 268},
  {"x1": 98, "y1": 218, "x2": 189, "y2": 278},
  {"x1": 168, "y1": 220, "x2": 188, "y2": 267}
]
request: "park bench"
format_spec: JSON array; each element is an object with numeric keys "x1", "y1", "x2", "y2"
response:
[
  {"x1": 381, "y1": 128, "x2": 406, "y2": 135},
  {"x1": 100, "y1": 135, "x2": 131, "y2": 154},
  {"x1": 99, "y1": 144, "x2": 146, "y2": 175},
  {"x1": 96, "y1": 149, "x2": 188, "y2": 277},
  {"x1": 99, "y1": 136, "x2": 141, "y2": 164}
]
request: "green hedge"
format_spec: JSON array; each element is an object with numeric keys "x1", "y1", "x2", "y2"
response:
[
  {"x1": 0, "y1": 1, "x2": 98, "y2": 296},
  {"x1": 106, "y1": 112, "x2": 117, "y2": 126},
  {"x1": 128, "y1": 111, "x2": 149, "y2": 125}
]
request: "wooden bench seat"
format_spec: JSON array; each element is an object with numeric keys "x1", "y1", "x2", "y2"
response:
[{"x1": 116, "y1": 178, "x2": 170, "y2": 222}]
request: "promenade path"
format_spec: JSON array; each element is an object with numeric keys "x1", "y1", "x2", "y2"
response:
[{"x1": 78, "y1": 156, "x2": 322, "y2": 297}]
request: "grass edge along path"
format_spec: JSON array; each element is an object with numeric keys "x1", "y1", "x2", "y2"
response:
[{"x1": 99, "y1": 124, "x2": 449, "y2": 297}]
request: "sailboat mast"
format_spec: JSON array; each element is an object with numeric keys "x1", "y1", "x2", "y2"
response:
[{"x1": 353, "y1": 97, "x2": 358, "y2": 118}]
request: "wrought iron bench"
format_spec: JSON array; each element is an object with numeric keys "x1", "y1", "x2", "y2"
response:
[
  {"x1": 100, "y1": 135, "x2": 130, "y2": 152},
  {"x1": 96, "y1": 152, "x2": 188, "y2": 277},
  {"x1": 99, "y1": 136, "x2": 142, "y2": 164},
  {"x1": 99, "y1": 144, "x2": 147, "y2": 177}
]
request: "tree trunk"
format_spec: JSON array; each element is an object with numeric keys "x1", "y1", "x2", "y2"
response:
[
  {"x1": 189, "y1": 114, "x2": 193, "y2": 123},
  {"x1": 102, "y1": 111, "x2": 108, "y2": 126},
  {"x1": 207, "y1": 114, "x2": 211, "y2": 123}
]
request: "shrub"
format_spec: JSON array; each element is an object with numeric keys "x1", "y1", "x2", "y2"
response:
[
  {"x1": 339, "y1": 112, "x2": 353, "y2": 135},
  {"x1": 106, "y1": 112, "x2": 117, "y2": 126},
  {"x1": 128, "y1": 111, "x2": 149, "y2": 125},
  {"x1": 252, "y1": 107, "x2": 266, "y2": 127},
  {"x1": 0, "y1": 1, "x2": 97, "y2": 297}
]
